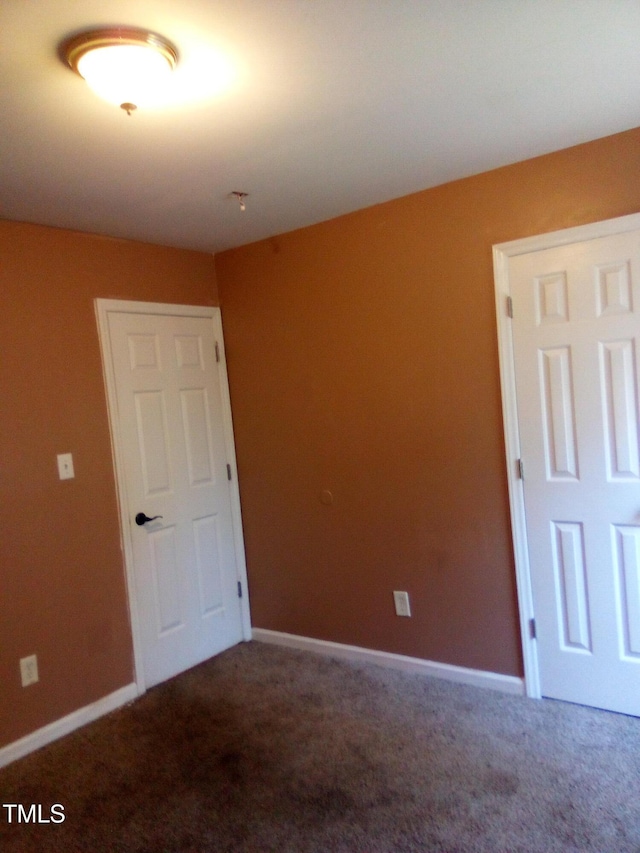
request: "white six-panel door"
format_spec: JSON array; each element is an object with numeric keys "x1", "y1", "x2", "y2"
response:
[
  {"x1": 96, "y1": 301, "x2": 249, "y2": 690},
  {"x1": 495, "y1": 217, "x2": 640, "y2": 716}
]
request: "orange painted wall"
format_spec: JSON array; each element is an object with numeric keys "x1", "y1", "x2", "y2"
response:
[
  {"x1": 4, "y1": 127, "x2": 640, "y2": 754},
  {"x1": 216, "y1": 127, "x2": 640, "y2": 677},
  {"x1": 0, "y1": 221, "x2": 218, "y2": 748}
]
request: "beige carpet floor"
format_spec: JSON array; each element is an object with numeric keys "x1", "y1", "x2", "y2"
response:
[{"x1": 1, "y1": 640, "x2": 639, "y2": 852}]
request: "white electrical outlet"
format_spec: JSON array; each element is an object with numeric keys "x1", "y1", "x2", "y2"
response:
[
  {"x1": 20, "y1": 654, "x2": 39, "y2": 687},
  {"x1": 393, "y1": 590, "x2": 411, "y2": 617}
]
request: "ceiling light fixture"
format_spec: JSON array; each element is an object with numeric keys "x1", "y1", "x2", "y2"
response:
[{"x1": 61, "y1": 27, "x2": 178, "y2": 114}]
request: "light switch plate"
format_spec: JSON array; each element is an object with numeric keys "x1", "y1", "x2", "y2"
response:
[{"x1": 57, "y1": 453, "x2": 75, "y2": 480}]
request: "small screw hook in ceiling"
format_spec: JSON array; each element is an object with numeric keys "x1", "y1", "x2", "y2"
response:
[{"x1": 231, "y1": 191, "x2": 248, "y2": 211}]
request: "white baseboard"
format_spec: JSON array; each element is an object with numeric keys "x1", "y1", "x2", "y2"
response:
[
  {"x1": 0, "y1": 682, "x2": 139, "y2": 770},
  {"x1": 252, "y1": 628, "x2": 525, "y2": 696}
]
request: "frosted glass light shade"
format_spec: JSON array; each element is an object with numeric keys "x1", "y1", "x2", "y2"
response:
[{"x1": 61, "y1": 28, "x2": 178, "y2": 109}]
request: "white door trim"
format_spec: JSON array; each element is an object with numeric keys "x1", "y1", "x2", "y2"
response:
[
  {"x1": 95, "y1": 299, "x2": 252, "y2": 695},
  {"x1": 493, "y1": 211, "x2": 640, "y2": 699}
]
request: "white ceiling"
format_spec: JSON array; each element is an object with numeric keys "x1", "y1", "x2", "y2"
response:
[{"x1": 2, "y1": 1, "x2": 640, "y2": 254}]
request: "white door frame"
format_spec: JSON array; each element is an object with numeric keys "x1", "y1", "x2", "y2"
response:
[
  {"x1": 95, "y1": 298, "x2": 252, "y2": 695},
  {"x1": 493, "y1": 211, "x2": 640, "y2": 699}
]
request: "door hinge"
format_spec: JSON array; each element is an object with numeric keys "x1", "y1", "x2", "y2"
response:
[
  {"x1": 517, "y1": 458, "x2": 525, "y2": 480},
  {"x1": 227, "y1": 463, "x2": 232, "y2": 481},
  {"x1": 529, "y1": 617, "x2": 537, "y2": 640},
  {"x1": 237, "y1": 581, "x2": 243, "y2": 598},
  {"x1": 215, "y1": 342, "x2": 221, "y2": 363},
  {"x1": 506, "y1": 295, "x2": 513, "y2": 318}
]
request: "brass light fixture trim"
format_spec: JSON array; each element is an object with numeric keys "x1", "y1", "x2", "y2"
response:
[
  {"x1": 60, "y1": 27, "x2": 179, "y2": 113},
  {"x1": 62, "y1": 27, "x2": 178, "y2": 73}
]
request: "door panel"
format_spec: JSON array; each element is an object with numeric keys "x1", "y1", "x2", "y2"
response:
[
  {"x1": 600, "y1": 339, "x2": 639, "y2": 478},
  {"x1": 193, "y1": 514, "x2": 225, "y2": 615},
  {"x1": 551, "y1": 521, "x2": 591, "y2": 652},
  {"x1": 509, "y1": 229, "x2": 640, "y2": 715},
  {"x1": 135, "y1": 390, "x2": 172, "y2": 494},
  {"x1": 102, "y1": 307, "x2": 245, "y2": 689},
  {"x1": 614, "y1": 525, "x2": 640, "y2": 658},
  {"x1": 149, "y1": 525, "x2": 183, "y2": 634},
  {"x1": 540, "y1": 345, "x2": 578, "y2": 479}
]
